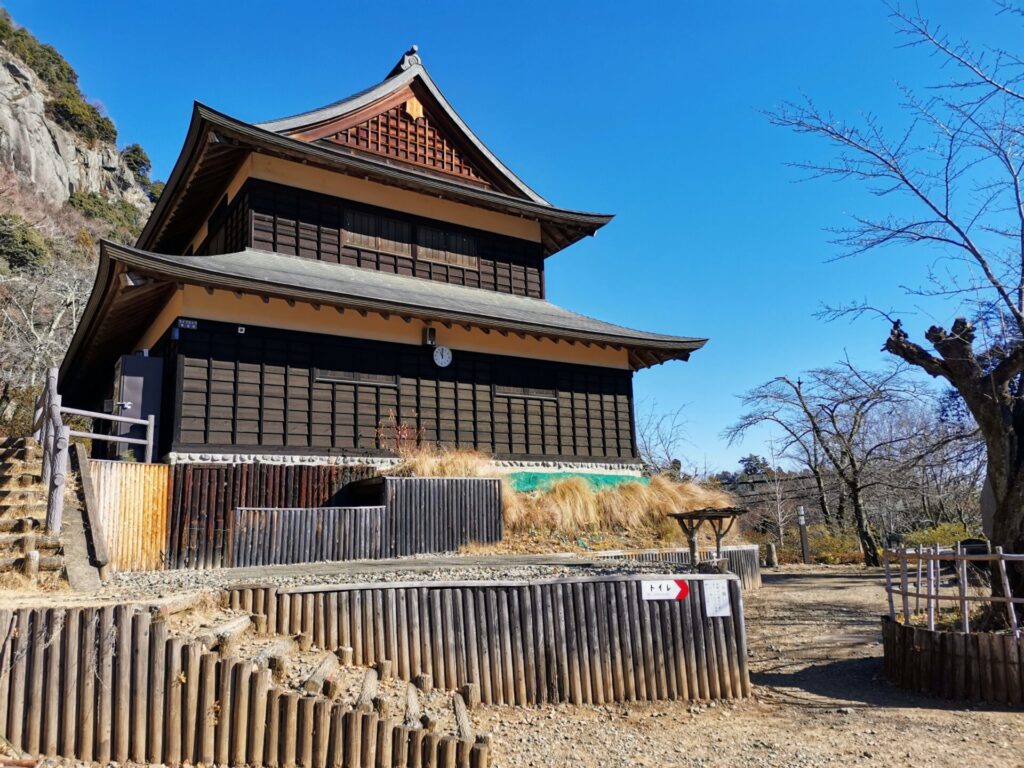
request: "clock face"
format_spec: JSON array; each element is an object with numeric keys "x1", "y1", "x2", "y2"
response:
[{"x1": 433, "y1": 345, "x2": 453, "y2": 368}]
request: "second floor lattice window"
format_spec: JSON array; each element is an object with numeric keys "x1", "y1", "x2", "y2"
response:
[
  {"x1": 417, "y1": 226, "x2": 479, "y2": 270},
  {"x1": 343, "y1": 209, "x2": 412, "y2": 257}
]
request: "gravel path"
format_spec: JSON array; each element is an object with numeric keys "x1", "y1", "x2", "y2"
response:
[
  {"x1": 476, "y1": 565, "x2": 1020, "y2": 768},
  {"x1": 0, "y1": 552, "x2": 688, "y2": 608}
]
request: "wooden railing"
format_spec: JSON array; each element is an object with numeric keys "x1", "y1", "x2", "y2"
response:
[
  {"x1": 31, "y1": 367, "x2": 155, "y2": 533},
  {"x1": 883, "y1": 545, "x2": 1022, "y2": 637}
]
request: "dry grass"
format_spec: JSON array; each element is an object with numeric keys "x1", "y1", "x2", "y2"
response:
[
  {"x1": 504, "y1": 474, "x2": 735, "y2": 538},
  {"x1": 0, "y1": 571, "x2": 31, "y2": 591},
  {"x1": 390, "y1": 446, "x2": 738, "y2": 553},
  {"x1": 390, "y1": 445, "x2": 495, "y2": 479}
]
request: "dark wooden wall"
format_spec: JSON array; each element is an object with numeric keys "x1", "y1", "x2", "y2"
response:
[
  {"x1": 166, "y1": 462, "x2": 378, "y2": 569},
  {"x1": 171, "y1": 319, "x2": 637, "y2": 462},
  {"x1": 200, "y1": 179, "x2": 545, "y2": 298}
]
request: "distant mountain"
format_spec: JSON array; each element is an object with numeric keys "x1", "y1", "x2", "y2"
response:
[
  {"x1": 0, "y1": 8, "x2": 162, "y2": 436},
  {"x1": 0, "y1": 10, "x2": 152, "y2": 212}
]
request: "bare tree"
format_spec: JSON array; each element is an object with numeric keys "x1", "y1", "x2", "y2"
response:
[
  {"x1": 769, "y1": 3, "x2": 1024, "y2": 592},
  {"x1": 868, "y1": 397, "x2": 985, "y2": 533},
  {"x1": 728, "y1": 362, "x2": 947, "y2": 566},
  {"x1": 726, "y1": 382, "x2": 838, "y2": 530},
  {"x1": 0, "y1": 260, "x2": 93, "y2": 425},
  {"x1": 756, "y1": 446, "x2": 797, "y2": 546},
  {"x1": 635, "y1": 399, "x2": 689, "y2": 476}
]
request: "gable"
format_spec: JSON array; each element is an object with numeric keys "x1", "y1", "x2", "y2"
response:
[
  {"x1": 327, "y1": 95, "x2": 492, "y2": 188},
  {"x1": 286, "y1": 84, "x2": 499, "y2": 190}
]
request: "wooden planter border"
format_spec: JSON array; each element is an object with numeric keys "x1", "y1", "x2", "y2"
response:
[{"x1": 881, "y1": 617, "x2": 1024, "y2": 705}]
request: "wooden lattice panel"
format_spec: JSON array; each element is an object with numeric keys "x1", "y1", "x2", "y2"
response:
[{"x1": 324, "y1": 101, "x2": 492, "y2": 186}]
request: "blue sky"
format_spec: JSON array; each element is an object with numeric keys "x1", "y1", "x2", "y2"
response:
[{"x1": 4, "y1": 1, "x2": 1014, "y2": 471}]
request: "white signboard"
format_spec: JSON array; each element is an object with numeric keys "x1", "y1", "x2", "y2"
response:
[
  {"x1": 703, "y1": 580, "x2": 732, "y2": 617},
  {"x1": 641, "y1": 579, "x2": 689, "y2": 601}
]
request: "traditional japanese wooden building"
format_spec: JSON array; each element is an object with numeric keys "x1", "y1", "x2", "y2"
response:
[{"x1": 59, "y1": 47, "x2": 705, "y2": 474}]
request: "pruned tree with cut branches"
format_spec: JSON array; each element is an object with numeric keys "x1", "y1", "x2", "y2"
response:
[{"x1": 769, "y1": 3, "x2": 1024, "y2": 592}]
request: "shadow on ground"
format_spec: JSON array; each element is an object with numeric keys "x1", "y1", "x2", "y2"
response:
[
  {"x1": 750, "y1": 568, "x2": 1019, "y2": 714},
  {"x1": 753, "y1": 656, "x2": 1018, "y2": 713}
]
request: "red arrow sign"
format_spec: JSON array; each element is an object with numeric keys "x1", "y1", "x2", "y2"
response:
[{"x1": 641, "y1": 579, "x2": 690, "y2": 601}]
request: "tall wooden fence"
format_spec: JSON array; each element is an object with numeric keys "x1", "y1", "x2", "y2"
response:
[
  {"x1": 229, "y1": 506, "x2": 388, "y2": 566},
  {"x1": 84, "y1": 464, "x2": 505, "y2": 572},
  {"x1": 228, "y1": 478, "x2": 505, "y2": 569},
  {"x1": 596, "y1": 545, "x2": 762, "y2": 590},
  {"x1": 230, "y1": 573, "x2": 750, "y2": 706},
  {"x1": 167, "y1": 463, "x2": 378, "y2": 569},
  {"x1": 89, "y1": 460, "x2": 170, "y2": 571},
  {"x1": 0, "y1": 604, "x2": 487, "y2": 767},
  {"x1": 348, "y1": 477, "x2": 504, "y2": 557}
]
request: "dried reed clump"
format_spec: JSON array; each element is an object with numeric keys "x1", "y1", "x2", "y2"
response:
[
  {"x1": 503, "y1": 474, "x2": 735, "y2": 537},
  {"x1": 389, "y1": 445, "x2": 496, "y2": 479},
  {"x1": 0, "y1": 570, "x2": 31, "y2": 591}
]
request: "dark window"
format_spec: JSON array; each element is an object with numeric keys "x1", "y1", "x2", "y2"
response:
[
  {"x1": 343, "y1": 209, "x2": 412, "y2": 257},
  {"x1": 418, "y1": 226, "x2": 479, "y2": 270}
]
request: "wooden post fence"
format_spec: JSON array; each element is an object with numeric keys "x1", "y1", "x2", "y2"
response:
[
  {"x1": 884, "y1": 546, "x2": 1023, "y2": 636},
  {"x1": 0, "y1": 603, "x2": 488, "y2": 767},
  {"x1": 228, "y1": 572, "x2": 751, "y2": 706},
  {"x1": 594, "y1": 545, "x2": 762, "y2": 590}
]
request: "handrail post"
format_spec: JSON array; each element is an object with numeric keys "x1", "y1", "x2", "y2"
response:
[
  {"x1": 41, "y1": 393, "x2": 61, "y2": 488},
  {"x1": 995, "y1": 546, "x2": 1020, "y2": 638},
  {"x1": 883, "y1": 550, "x2": 896, "y2": 621},
  {"x1": 46, "y1": 424, "x2": 69, "y2": 534},
  {"x1": 899, "y1": 550, "x2": 910, "y2": 622},
  {"x1": 34, "y1": 367, "x2": 57, "y2": 442},
  {"x1": 144, "y1": 414, "x2": 155, "y2": 464},
  {"x1": 35, "y1": 387, "x2": 48, "y2": 478},
  {"x1": 32, "y1": 390, "x2": 45, "y2": 442}
]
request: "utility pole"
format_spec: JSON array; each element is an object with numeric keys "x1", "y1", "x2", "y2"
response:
[{"x1": 797, "y1": 505, "x2": 810, "y2": 564}]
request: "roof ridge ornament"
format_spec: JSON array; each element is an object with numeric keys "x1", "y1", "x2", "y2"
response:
[{"x1": 388, "y1": 45, "x2": 422, "y2": 77}]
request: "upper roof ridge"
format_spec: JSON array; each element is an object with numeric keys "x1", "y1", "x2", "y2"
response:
[
  {"x1": 252, "y1": 48, "x2": 551, "y2": 205},
  {"x1": 387, "y1": 45, "x2": 422, "y2": 78}
]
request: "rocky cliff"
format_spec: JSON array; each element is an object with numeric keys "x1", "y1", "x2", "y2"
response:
[{"x1": 0, "y1": 46, "x2": 151, "y2": 212}]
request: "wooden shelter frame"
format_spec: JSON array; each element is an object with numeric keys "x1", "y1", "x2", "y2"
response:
[{"x1": 667, "y1": 507, "x2": 749, "y2": 566}]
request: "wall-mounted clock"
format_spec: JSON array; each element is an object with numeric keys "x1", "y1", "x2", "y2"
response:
[{"x1": 433, "y1": 345, "x2": 453, "y2": 368}]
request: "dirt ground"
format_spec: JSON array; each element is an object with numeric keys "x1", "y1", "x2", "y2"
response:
[{"x1": 476, "y1": 565, "x2": 1022, "y2": 768}]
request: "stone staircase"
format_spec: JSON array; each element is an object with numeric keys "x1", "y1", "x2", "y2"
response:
[{"x1": 0, "y1": 437, "x2": 64, "y2": 582}]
